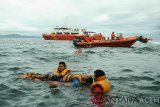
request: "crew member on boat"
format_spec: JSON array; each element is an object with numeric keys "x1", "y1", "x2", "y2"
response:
[{"x1": 111, "y1": 32, "x2": 115, "y2": 40}]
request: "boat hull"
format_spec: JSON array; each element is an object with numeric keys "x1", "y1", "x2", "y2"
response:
[
  {"x1": 42, "y1": 34, "x2": 76, "y2": 40},
  {"x1": 73, "y1": 37, "x2": 137, "y2": 47},
  {"x1": 42, "y1": 33, "x2": 105, "y2": 40}
]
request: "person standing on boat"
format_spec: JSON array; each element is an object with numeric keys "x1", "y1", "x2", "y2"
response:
[{"x1": 111, "y1": 32, "x2": 115, "y2": 40}]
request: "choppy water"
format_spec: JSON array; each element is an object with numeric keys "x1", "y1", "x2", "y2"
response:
[{"x1": 0, "y1": 38, "x2": 160, "y2": 107}]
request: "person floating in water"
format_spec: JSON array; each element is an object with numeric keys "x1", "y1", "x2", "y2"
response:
[
  {"x1": 20, "y1": 62, "x2": 93, "y2": 88},
  {"x1": 20, "y1": 72, "x2": 93, "y2": 88},
  {"x1": 20, "y1": 62, "x2": 71, "y2": 81},
  {"x1": 74, "y1": 48, "x2": 82, "y2": 56},
  {"x1": 89, "y1": 70, "x2": 112, "y2": 106},
  {"x1": 53, "y1": 62, "x2": 71, "y2": 81},
  {"x1": 49, "y1": 69, "x2": 111, "y2": 93},
  {"x1": 90, "y1": 70, "x2": 111, "y2": 95},
  {"x1": 49, "y1": 74, "x2": 93, "y2": 88}
]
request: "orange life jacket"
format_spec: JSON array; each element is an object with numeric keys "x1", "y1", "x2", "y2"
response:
[
  {"x1": 54, "y1": 67, "x2": 71, "y2": 77},
  {"x1": 111, "y1": 33, "x2": 115, "y2": 40},
  {"x1": 111, "y1": 33, "x2": 115, "y2": 37},
  {"x1": 63, "y1": 74, "x2": 86, "y2": 84},
  {"x1": 91, "y1": 76, "x2": 111, "y2": 93}
]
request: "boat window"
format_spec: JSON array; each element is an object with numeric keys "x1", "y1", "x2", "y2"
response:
[
  {"x1": 74, "y1": 29, "x2": 79, "y2": 31},
  {"x1": 56, "y1": 32, "x2": 62, "y2": 34},
  {"x1": 84, "y1": 32, "x2": 90, "y2": 36},
  {"x1": 71, "y1": 33, "x2": 79, "y2": 34},
  {"x1": 64, "y1": 32, "x2": 70, "y2": 34},
  {"x1": 60, "y1": 27, "x2": 68, "y2": 30}
]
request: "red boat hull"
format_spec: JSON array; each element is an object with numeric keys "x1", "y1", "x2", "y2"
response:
[
  {"x1": 42, "y1": 34, "x2": 76, "y2": 40},
  {"x1": 73, "y1": 36, "x2": 137, "y2": 47},
  {"x1": 42, "y1": 33, "x2": 105, "y2": 40}
]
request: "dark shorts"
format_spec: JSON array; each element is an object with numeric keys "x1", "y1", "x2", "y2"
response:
[{"x1": 43, "y1": 74, "x2": 60, "y2": 81}]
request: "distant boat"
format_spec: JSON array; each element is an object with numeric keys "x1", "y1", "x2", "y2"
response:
[
  {"x1": 42, "y1": 26, "x2": 104, "y2": 40},
  {"x1": 73, "y1": 35, "x2": 151, "y2": 48}
]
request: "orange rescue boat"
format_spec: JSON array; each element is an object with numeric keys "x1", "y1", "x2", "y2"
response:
[{"x1": 73, "y1": 35, "x2": 151, "y2": 48}]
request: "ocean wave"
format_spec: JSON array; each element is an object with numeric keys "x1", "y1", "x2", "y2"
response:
[
  {"x1": 110, "y1": 77, "x2": 127, "y2": 81},
  {"x1": 22, "y1": 48, "x2": 44, "y2": 54},
  {"x1": 0, "y1": 84, "x2": 10, "y2": 91},
  {"x1": 0, "y1": 100, "x2": 10, "y2": 107},
  {"x1": 0, "y1": 62, "x2": 8, "y2": 66},
  {"x1": 8, "y1": 66, "x2": 32, "y2": 72},
  {"x1": 7, "y1": 88, "x2": 25, "y2": 96},
  {"x1": 58, "y1": 55, "x2": 72, "y2": 60},
  {"x1": 142, "y1": 71, "x2": 153, "y2": 73},
  {"x1": 35, "y1": 57, "x2": 51, "y2": 62},
  {"x1": 121, "y1": 69, "x2": 134, "y2": 72},
  {"x1": 85, "y1": 50, "x2": 96, "y2": 54},
  {"x1": 152, "y1": 81, "x2": 160, "y2": 85},
  {"x1": 138, "y1": 86, "x2": 160, "y2": 91},
  {"x1": 0, "y1": 53, "x2": 8, "y2": 57},
  {"x1": 136, "y1": 47, "x2": 155, "y2": 52},
  {"x1": 110, "y1": 75, "x2": 155, "y2": 82},
  {"x1": 151, "y1": 41, "x2": 160, "y2": 45},
  {"x1": 156, "y1": 75, "x2": 160, "y2": 78},
  {"x1": 129, "y1": 75, "x2": 155, "y2": 81},
  {"x1": 8, "y1": 67, "x2": 20, "y2": 71}
]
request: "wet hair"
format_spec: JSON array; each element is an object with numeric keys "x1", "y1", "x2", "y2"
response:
[
  {"x1": 94, "y1": 70, "x2": 105, "y2": 78},
  {"x1": 59, "y1": 62, "x2": 66, "y2": 67},
  {"x1": 85, "y1": 76, "x2": 93, "y2": 85}
]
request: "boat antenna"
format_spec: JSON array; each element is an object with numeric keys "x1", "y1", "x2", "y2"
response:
[{"x1": 63, "y1": 17, "x2": 68, "y2": 27}]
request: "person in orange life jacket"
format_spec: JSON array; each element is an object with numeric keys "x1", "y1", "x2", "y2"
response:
[
  {"x1": 54, "y1": 62, "x2": 71, "y2": 81},
  {"x1": 90, "y1": 70, "x2": 111, "y2": 95},
  {"x1": 49, "y1": 74, "x2": 93, "y2": 88},
  {"x1": 24, "y1": 62, "x2": 70, "y2": 81},
  {"x1": 111, "y1": 32, "x2": 115, "y2": 40},
  {"x1": 20, "y1": 62, "x2": 70, "y2": 81}
]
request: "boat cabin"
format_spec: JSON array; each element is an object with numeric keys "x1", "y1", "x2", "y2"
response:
[{"x1": 51, "y1": 26, "x2": 93, "y2": 35}]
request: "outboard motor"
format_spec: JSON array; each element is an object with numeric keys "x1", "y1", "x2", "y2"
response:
[{"x1": 137, "y1": 36, "x2": 151, "y2": 43}]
